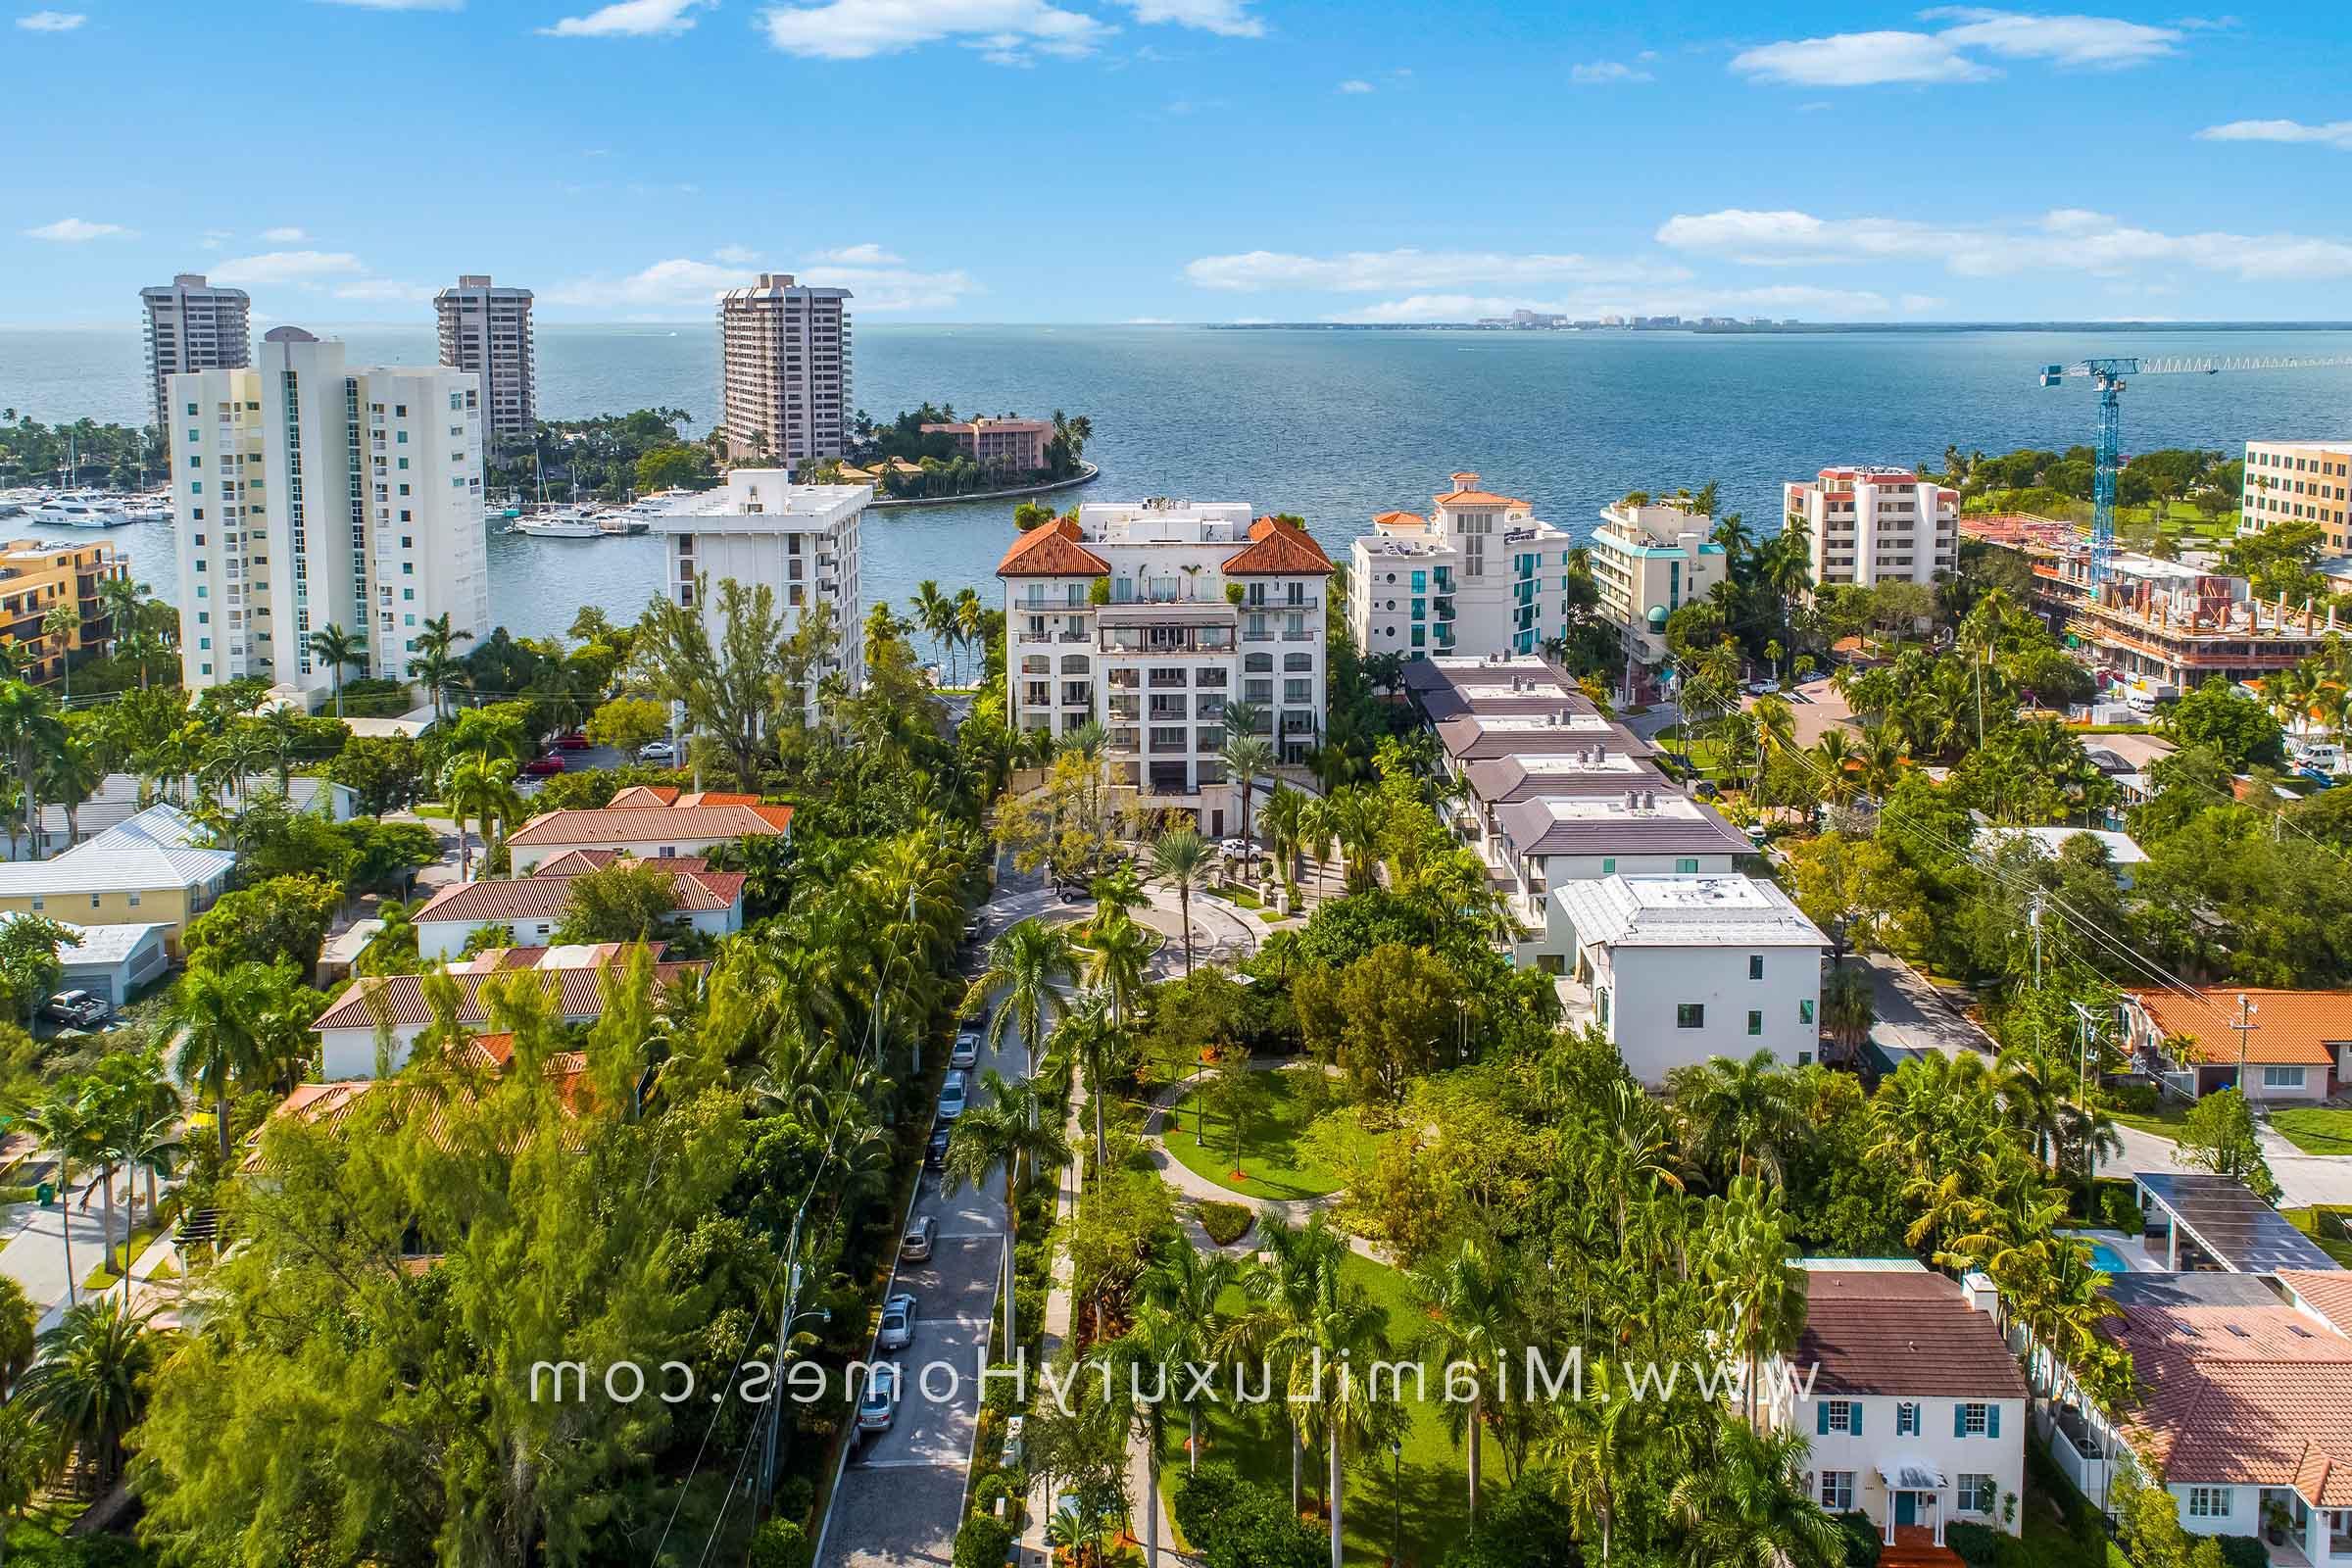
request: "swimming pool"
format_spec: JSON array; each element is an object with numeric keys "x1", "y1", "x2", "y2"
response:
[{"x1": 2086, "y1": 1241, "x2": 2130, "y2": 1275}]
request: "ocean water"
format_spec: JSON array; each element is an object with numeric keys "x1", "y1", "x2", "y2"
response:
[{"x1": 9, "y1": 323, "x2": 2352, "y2": 658}]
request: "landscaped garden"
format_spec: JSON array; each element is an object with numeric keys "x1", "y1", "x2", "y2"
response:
[{"x1": 1158, "y1": 1063, "x2": 1382, "y2": 1201}]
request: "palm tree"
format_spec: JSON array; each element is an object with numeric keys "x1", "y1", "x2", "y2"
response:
[
  {"x1": 16, "y1": 1297, "x2": 170, "y2": 1489},
  {"x1": 942, "y1": 1070, "x2": 1068, "y2": 1356},
  {"x1": 1666, "y1": 1049, "x2": 1806, "y2": 1190},
  {"x1": 1222, "y1": 734, "x2": 1277, "y2": 869},
  {"x1": 1411, "y1": 1236, "x2": 1523, "y2": 1527},
  {"x1": 1262, "y1": 783, "x2": 1310, "y2": 897},
  {"x1": 1083, "y1": 908, "x2": 1152, "y2": 1030},
  {"x1": 1138, "y1": 1239, "x2": 1238, "y2": 1477},
  {"x1": 41, "y1": 602, "x2": 81, "y2": 700},
  {"x1": 1810, "y1": 728, "x2": 1860, "y2": 808},
  {"x1": 1323, "y1": 787, "x2": 1385, "y2": 895},
  {"x1": 444, "y1": 756, "x2": 522, "y2": 882},
  {"x1": 1220, "y1": 1214, "x2": 1348, "y2": 1515},
  {"x1": 156, "y1": 959, "x2": 273, "y2": 1162},
  {"x1": 39, "y1": 731, "x2": 103, "y2": 849},
  {"x1": 909, "y1": 579, "x2": 955, "y2": 683},
  {"x1": 407, "y1": 648, "x2": 467, "y2": 721},
  {"x1": 1704, "y1": 1176, "x2": 1808, "y2": 1429},
  {"x1": 1819, "y1": 960, "x2": 1874, "y2": 1069},
  {"x1": 12, "y1": 1093, "x2": 93, "y2": 1308},
  {"x1": 1150, "y1": 828, "x2": 1214, "y2": 976},
  {"x1": 1309, "y1": 1280, "x2": 1391, "y2": 1568},
  {"x1": 1058, "y1": 992, "x2": 1125, "y2": 1181},
  {"x1": 0, "y1": 682, "x2": 61, "y2": 853},
  {"x1": 307, "y1": 623, "x2": 367, "y2": 717},
  {"x1": 1117, "y1": 1305, "x2": 1186, "y2": 1568},
  {"x1": 1667, "y1": 1422, "x2": 1843, "y2": 1568},
  {"x1": 964, "y1": 918, "x2": 1079, "y2": 1069}
]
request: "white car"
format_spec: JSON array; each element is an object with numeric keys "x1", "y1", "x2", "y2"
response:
[
  {"x1": 902, "y1": 1214, "x2": 936, "y2": 1262},
  {"x1": 878, "y1": 1292, "x2": 919, "y2": 1351},
  {"x1": 857, "y1": 1363, "x2": 902, "y2": 1433},
  {"x1": 637, "y1": 738, "x2": 679, "y2": 762},
  {"x1": 950, "y1": 1031, "x2": 981, "y2": 1070},
  {"x1": 937, "y1": 1071, "x2": 968, "y2": 1122}
]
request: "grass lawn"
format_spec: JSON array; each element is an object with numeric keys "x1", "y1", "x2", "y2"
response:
[
  {"x1": 1162, "y1": 1068, "x2": 1377, "y2": 1200},
  {"x1": 2270, "y1": 1106, "x2": 2352, "y2": 1156},
  {"x1": 1165, "y1": 1250, "x2": 1471, "y2": 1568},
  {"x1": 2107, "y1": 1101, "x2": 2195, "y2": 1138},
  {"x1": 412, "y1": 802, "x2": 454, "y2": 819},
  {"x1": 2285, "y1": 1208, "x2": 2352, "y2": 1268}
]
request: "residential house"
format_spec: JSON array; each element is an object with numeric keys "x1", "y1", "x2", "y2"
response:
[
  {"x1": 2120, "y1": 987, "x2": 2350, "y2": 1103},
  {"x1": 1493, "y1": 791, "x2": 1750, "y2": 969},
  {"x1": 1769, "y1": 1261, "x2": 2029, "y2": 1550},
  {"x1": 411, "y1": 854, "x2": 744, "y2": 958},
  {"x1": 7, "y1": 916, "x2": 173, "y2": 1008},
  {"x1": 501, "y1": 790, "x2": 791, "y2": 876},
  {"x1": 1550, "y1": 873, "x2": 1827, "y2": 1079},
  {"x1": 0, "y1": 803, "x2": 235, "y2": 955}
]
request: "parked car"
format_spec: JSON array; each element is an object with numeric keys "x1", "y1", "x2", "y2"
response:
[
  {"x1": 857, "y1": 1363, "x2": 902, "y2": 1433},
  {"x1": 877, "y1": 1292, "x2": 918, "y2": 1351},
  {"x1": 925, "y1": 1126, "x2": 953, "y2": 1169},
  {"x1": 950, "y1": 1031, "x2": 981, "y2": 1069},
  {"x1": 962, "y1": 913, "x2": 986, "y2": 943},
  {"x1": 936, "y1": 1070, "x2": 968, "y2": 1122},
  {"x1": 637, "y1": 739, "x2": 678, "y2": 763},
  {"x1": 40, "y1": 990, "x2": 108, "y2": 1029},
  {"x1": 553, "y1": 731, "x2": 590, "y2": 752},
  {"x1": 901, "y1": 1214, "x2": 936, "y2": 1262},
  {"x1": 522, "y1": 751, "x2": 567, "y2": 777},
  {"x1": 1690, "y1": 779, "x2": 1721, "y2": 800}
]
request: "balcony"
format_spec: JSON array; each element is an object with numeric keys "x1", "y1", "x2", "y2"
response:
[
  {"x1": 1149, "y1": 698, "x2": 1188, "y2": 721},
  {"x1": 1108, "y1": 698, "x2": 1141, "y2": 722}
]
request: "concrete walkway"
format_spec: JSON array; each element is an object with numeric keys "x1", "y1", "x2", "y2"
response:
[
  {"x1": 2097, "y1": 1120, "x2": 2352, "y2": 1209},
  {"x1": 1138, "y1": 1071, "x2": 1392, "y2": 1267}
]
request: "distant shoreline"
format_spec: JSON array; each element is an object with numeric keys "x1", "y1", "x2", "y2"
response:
[
  {"x1": 1204, "y1": 320, "x2": 2352, "y2": 334},
  {"x1": 864, "y1": 462, "x2": 1100, "y2": 510}
]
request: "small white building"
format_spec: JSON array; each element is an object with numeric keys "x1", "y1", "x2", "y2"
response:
[
  {"x1": 0, "y1": 915, "x2": 172, "y2": 1008},
  {"x1": 1550, "y1": 873, "x2": 1826, "y2": 1079},
  {"x1": 1768, "y1": 1261, "x2": 2029, "y2": 1548},
  {"x1": 1348, "y1": 473, "x2": 1577, "y2": 660},
  {"x1": 410, "y1": 856, "x2": 744, "y2": 959},
  {"x1": 1492, "y1": 791, "x2": 1749, "y2": 968},
  {"x1": 1783, "y1": 466, "x2": 1959, "y2": 590},
  {"x1": 1588, "y1": 497, "x2": 1725, "y2": 700},
  {"x1": 645, "y1": 470, "x2": 869, "y2": 717}
]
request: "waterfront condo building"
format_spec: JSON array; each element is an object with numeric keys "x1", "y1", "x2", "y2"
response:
[
  {"x1": 645, "y1": 468, "x2": 868, "y2": 719},
  {"x1": 997, "y1": 500, "x2": 1333, "y2": 831},
  {"x1": 1783, "y1": 466, "x2": 1958, "y2": 589},
  {"x1": 1348, "y1": 473, "x2": 1576, "y2": 660},
  {"x1": 140, "y1": 273, "x2": 250, "y2": 448},
  {"x1": 2242, "y1": 440, "x2": 2352, "y2": 552},
  {"x1": 169, "y1": 327, "x2": 489, "y2": 701},
  {"x1": 0, "y1": 537, "x2": 127, "y2": 688},
  {"x1": 434, "y1": 275, "x2": 536, "y2": 451},
  {"x1": 918, "y1": 416, "x2": 1054, "y2": 472},
  {"x1": 718, "y1": 274, "x2": 852, "y2": 466},
  {"x1": 1589, "y1": 497, "x2": 1724, "y2": 699}
]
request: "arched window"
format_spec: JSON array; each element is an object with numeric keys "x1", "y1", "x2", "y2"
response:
[
  {"x1": 1284, "y1": 653, "x2": 1312, "y2": 672},
  {"x1": 1245, "y1": 653, "x2": 1273, "y2": 673}
]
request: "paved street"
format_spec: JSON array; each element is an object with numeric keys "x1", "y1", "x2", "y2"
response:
[{"x1": 1859, "y1": 950, "x2": 1993, "y2": 1057}]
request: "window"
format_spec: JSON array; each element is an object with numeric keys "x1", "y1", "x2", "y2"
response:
[
  {"x1": 1799, "y1": 999, "x2": 1815, "y2": 1025},
  {"x1": 1600, "y1": 857, "x2": 1616, "y2": 873},
  {"x1": 1748, "y1": 954, "x2": 1765, "y2": 980},
  {"x1": 127, "y1": 891, "x2": 141, "y2": 907},
  {"x1": 1818, "y1": 1399, "x2": 1858, "y2": 1436},
  {"x1": 27, "y1": 897, "x2": 41, "y2": 913},
  {"x1": 2263, "y1": 1064, "x2": 2306, "y2": 1089},
  {"x1": 1957, "y1": 1474, "x2": 1996, "y2": 1515},
  {"x1": 1956, "y1": 1402, "x2": 1994, "y2": 1438},
  {"x1": 1818, "y1": 1471, "x2": 1854, "y2": 1512},
  {"x1": 1676, "y1": 1004, "x2": 1704, "y2": 1029},
  {"x1": 2185, "y1": 1488, "x2": 2230, "y2": 1520},
  {"x1": 90, "y1": 894, "x2": 102, "y2": 909},
  {"x1": 1746, "y1": 1009, "x2": 1763, "y2": 1036},
  {"x1": 1676, "y1": 857, "x2": 1701, "y2": 874}
]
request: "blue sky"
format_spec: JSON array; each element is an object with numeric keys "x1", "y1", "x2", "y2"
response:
[{"x1": 7, "y1": 0, "x2": 2351, "y2": 325}]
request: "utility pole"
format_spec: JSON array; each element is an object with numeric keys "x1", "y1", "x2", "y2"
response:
[
  {"x1": 2067, "y1": 1000, "x2": 2102, "y2": 1180},
  {"x1": 2228, "y1": 994, "x2": 2260, "y2": 1089}
]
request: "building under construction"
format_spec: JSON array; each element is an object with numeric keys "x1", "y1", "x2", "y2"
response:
[{"x1": 1963, "y1": 514, "x2": 2337, "y2": 695}]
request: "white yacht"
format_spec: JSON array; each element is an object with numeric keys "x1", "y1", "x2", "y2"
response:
[
  {"x1": 33, "y1": 493, "x2": 128, "y2": 528},
  {"x1": 121, "y1": 496, "x2": 173, "y2": 523},
  {"x1": 511, "y1": 508, "x2": 602, "y2": 539}
]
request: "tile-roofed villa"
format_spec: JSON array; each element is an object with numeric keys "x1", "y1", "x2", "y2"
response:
[
  {"x1": 2119, "y1": 986, "x2": 2351, "y2": 1103},
  {"x1": 411, "y1": 858, "x2": 745, "y2": 958},
  {"x1": 1765, "y1": 1261, "x2": 2029, "y2": 1552},
  {"x1": 504, "y1": 797, "x2": 791, "y2": 874}
]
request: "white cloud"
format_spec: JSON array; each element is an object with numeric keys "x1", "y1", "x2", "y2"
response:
[
  {"x1": 712, "y1": 243, "x2": 760, "y2": 265},
  {"x1": 810, "y1": 242, "x2": 904, "y2": 265},
  {"x1": 2197, "y1": 119, "x2": 2352, "y2": 151},
  {"x1": 331, "y1": 279, "x2": 437, "y2": 303},
  {"x1": 1337, "y1": 77, "x2": 1373, "y2": 93},
  {"x1": 16, "y1": 10, "x2": 87, "y2": 29},
  {"x1": 314, "y1": 0, "x2": 463, "y2": 9},
  {"x1": 1118, "y1": 0, "x2": 1258, "y2": 36},
  {"x1": 1658, "y1": 206, "x2": 2352, "y2": 283},
  {"x1": 1734, "y1": 9, "x2": 2177, "y2": 86},
  {"x1": 1570, "y1": 60, "x2": 1654, "y2": 84},
  {"x1": 211, "y1": 250, "x2": 367, "y2": 285},
  {"x1": 261, "y1": 225, "x2": 309, "y2": 242},
  {"x1": 1900, "y1": 293, "x2": 1947, "y2": 312},
  {"x1": 760, "y1": 0, "x2": 1110, "y2": 61},
  {"x1": 1184, "y1": 248, "x2": 1687, "y2": 293},
  {"x1": 24, "y1": 217, "x2": 131, "y2": 241},
  {"x1": 550, "y1": 250, "x2": 976, "y2": 313},
  {"x1": 1324, "y1": 283, "x2": 1895, "y2": 324},
  {"x1": 199, "y1": 229, "x2": 230, "y2": 251},
  {"x1": 541, "y1": 0, "x2": 707, "y2": 36}
]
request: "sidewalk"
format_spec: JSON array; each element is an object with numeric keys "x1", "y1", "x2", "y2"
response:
[{"x1": 0, "y1": 1178, "x2": 172, "y2": 1333}]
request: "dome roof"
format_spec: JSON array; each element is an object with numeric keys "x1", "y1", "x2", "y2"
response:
[{"x1": 1645, "y1": 605, "x2": 1670, "y2": 631}]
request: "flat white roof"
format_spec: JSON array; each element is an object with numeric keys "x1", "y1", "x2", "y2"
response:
[
  {"x1": 1462, "y1": 712, "x2": 1612, "y2": 733},
  {"x1": 647, "y1": 470, "x2": 871, "y2": 528},
  {"x1": 1537, "y1": 794, "x2": 1708, "y2": 823},
  {"x1": 1554, "y1": 873, "x2": 1829, "y2": 949},
  {"x1": 1507, "y1": 752, "x2": 1646, "y2": 775}
]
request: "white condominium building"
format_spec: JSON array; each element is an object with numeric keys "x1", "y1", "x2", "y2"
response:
[
  {"x1": 1348, "y1": 472, "x2": 1577, "y2": 660},
  {"x1": 2242, "y1": 441, "x2": 2352, "y2": 553},
  {"x1": 1783, "y1": 466, "x2": 1958, "y2": 589},
  {"x1": 434, "y1": 275, "x2": 536, "y2": 450},
  {"x1": 718, "y1": 273, "x2": 852, "y2": 466},
  {"x1": 645, "y1": 468, "x2": 868, "y2": 718},
  {"x1": 997, "y1": 500, "x2": 1334, "y2": 830},
  {"x1": 141, "y1": 273, "x2": 250, "y2": 447},
  {"x1": 1588, "y1": 498, "x2": 1724, "y2": 695},
  {"x1": 170, "y1": 327, "x2": 489, "y2": 700}
]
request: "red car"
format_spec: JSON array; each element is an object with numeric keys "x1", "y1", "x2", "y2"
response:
[
  {"x1": 553, "y1": 732, "x2": 591, "y2": 751},
  {"x1": 522, "y1": 752, "x2": 567, "y2": 777}
]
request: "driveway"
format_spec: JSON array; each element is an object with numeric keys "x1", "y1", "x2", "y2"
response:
[
  {"x1": 1859, "y1": 951, "x2": 1993, "y2": 1058},
  {"x1": 2095, "y1": 1121, "x2": 2352, "y2": 1209}
]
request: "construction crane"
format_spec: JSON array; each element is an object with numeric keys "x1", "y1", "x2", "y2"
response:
[{"x1": 2037, "y1": 354, "x2": 2352, "y2": 584}]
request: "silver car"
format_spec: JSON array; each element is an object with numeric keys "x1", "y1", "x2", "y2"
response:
[
  {"x1": 902, "y1": 1214, "x2": 936, "y2": 1262},
  {"x1": 878, "y1": 1292, "x2": 918, "y2": 1351},
  {"x1": 937, "y1": 1070, "x2": 968, "y2": 1122},
  {"x1": 857, "y1": 1362, "x2": 902, "y2": 1433},
  {"x1": 950, "y1": 1031, "x2": 981, "y2": 1070}
]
